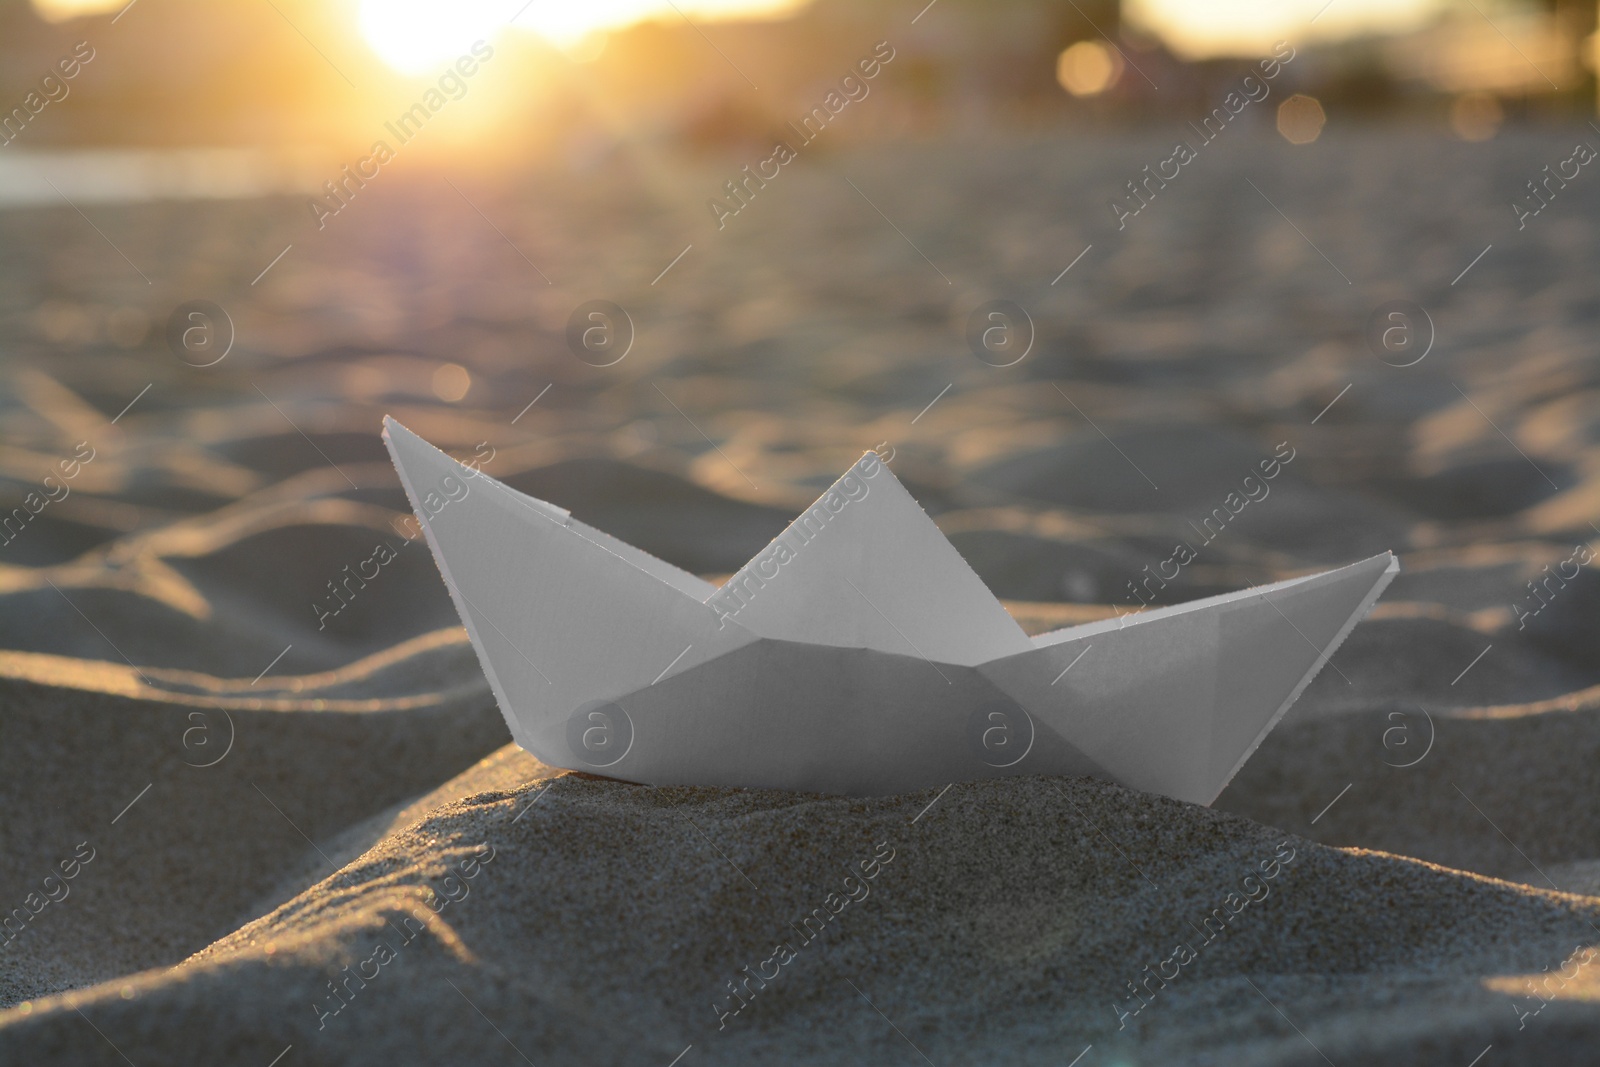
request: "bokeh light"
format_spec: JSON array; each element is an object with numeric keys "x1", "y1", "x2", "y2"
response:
[
  {"x1": 432, "y1": 362, "x2": 472, "y2": 402},
  {"x1": 1277, "y1": 94, "x2": 1326, "y2": 145},
  {"x1": 1056, "y1": 41, "x2": 1123, "y2": 97}
]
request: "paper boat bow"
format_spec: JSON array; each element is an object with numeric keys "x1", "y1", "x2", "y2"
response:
[{"x1": 383, "y1": 418, "x2": 1396, "y2": 804}]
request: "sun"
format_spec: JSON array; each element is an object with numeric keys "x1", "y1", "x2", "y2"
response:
[
  {"x1": 358, "y1": 0, "x2": 512, "y2": 75},
  {"x1": 31, "y1": 0, "x2": 808, "y2": 75},
  {"x1": 359, "y1": 0, "x2": 808, "y2": 72}
]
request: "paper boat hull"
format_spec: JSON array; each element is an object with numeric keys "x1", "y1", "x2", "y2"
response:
[
  {"x1": 550, "y1": 640, "x2": 1107, "y2": 796},
  {"x1": 547, "y1": 553, "x2": 1396, "y2": 802},
  {"x1": 382, "y1": 417, "x2": 1397, "y2": 804},
  {"x1": 982, "y1": 552, "x2": 1397, "y2": 805}
]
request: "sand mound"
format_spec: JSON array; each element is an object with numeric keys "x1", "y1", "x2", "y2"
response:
[
  {"x1": 0, "y1": 635, "x2": 507, "y2": 1008},
  {"x1": 4, "y1": 764, "x2": 1597, "y2": 1066}
]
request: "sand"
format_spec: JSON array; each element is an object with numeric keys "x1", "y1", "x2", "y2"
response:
[{"x1": 2, "y1": 128, "x2": 1599, "y2": 1064}]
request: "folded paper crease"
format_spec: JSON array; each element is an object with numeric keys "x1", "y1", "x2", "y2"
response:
[{"x1": 382, "y1": 417, "x2": 1398, "y2": 804}]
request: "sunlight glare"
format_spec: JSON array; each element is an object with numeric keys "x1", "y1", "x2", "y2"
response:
[
  {"x1": 1125, "y1": 0, "x2": 1445, "y2": 59},
  {"x1": 30, "y1": 0, "x2": 125, "y2": 20},
  {"x1": 510, "y1": 0, "x2": 806, "y2": 50},
  {"x1": 360, "y1": 0, "x2": 805, "y2": 72},
  {"x1": 359, "y1": 0, "x2": 508, "y2": 75}
]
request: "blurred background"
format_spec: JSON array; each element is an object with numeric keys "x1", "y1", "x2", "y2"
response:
[
  {"x1": 4, "y1": 0, "x2": 1600, "y2": 1018},
  {"x1": 4, "y1": 0, "x2": 1599, "y2": 155},
  {"x1": 5, "y1": 0, "x2": 1600, "y2": 151},
  {"x1": 1, "y1": 0, "x2": 1597, "y2": 694}
]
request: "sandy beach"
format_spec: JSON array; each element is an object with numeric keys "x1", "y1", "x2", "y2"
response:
[{"x1": 1, "y1": 127, "x2": 1598, "y2": 1064}]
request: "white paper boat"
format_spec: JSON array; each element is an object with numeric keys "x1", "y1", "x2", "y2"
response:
[{"x1": 382, "y1": 417, "x2": 1397, "y2": 804}]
